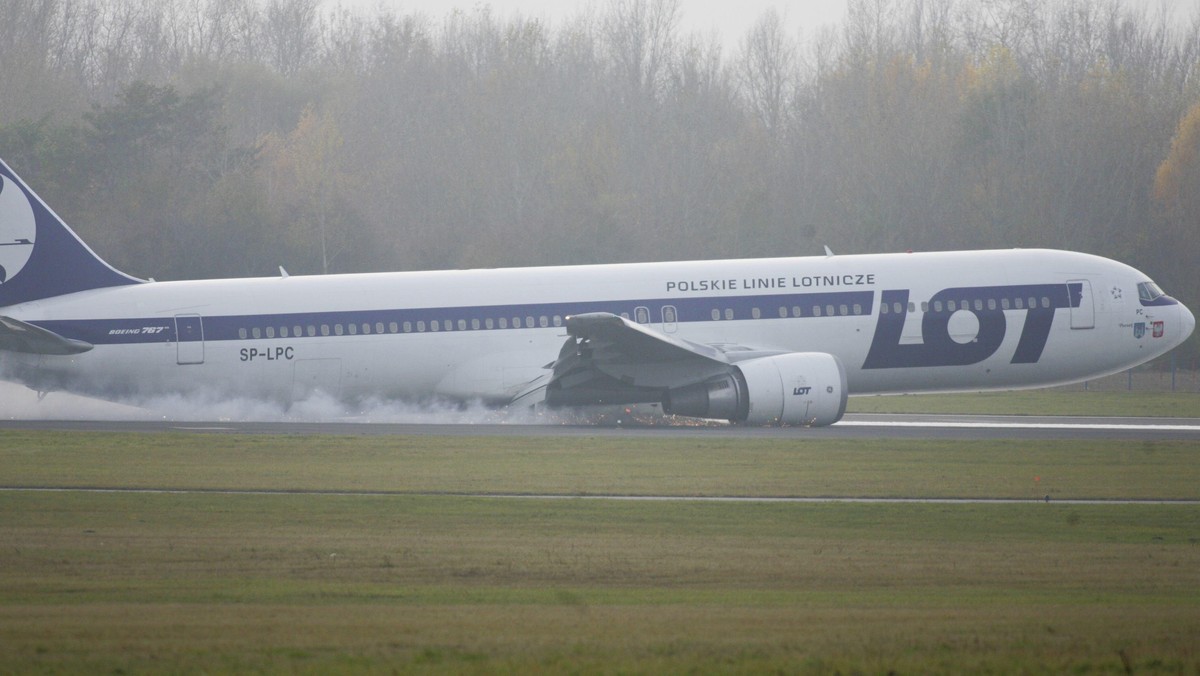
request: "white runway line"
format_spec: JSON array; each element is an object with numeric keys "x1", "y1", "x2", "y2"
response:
[
  {"x1": 838, "y1": 420, "x2": 1200, "y2": 432},
  {"x1": 2, "y1": 486, "x2": 1196, "y2": 505}
]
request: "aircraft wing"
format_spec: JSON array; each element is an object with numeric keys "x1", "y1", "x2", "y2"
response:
[
  {"x1": 534, "y1": 312, "x2": 773, "y2": 408},
  {"x1": 565, "y1": 312, "x2": 730, "y2": 365},
  {"x1": 0, "y1": 315, "x2": 93, "y2": 355}
]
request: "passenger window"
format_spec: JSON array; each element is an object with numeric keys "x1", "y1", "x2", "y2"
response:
[
  {"x1": 266, "y1": 326, "x2": 275, "y2": 338},
  {"x1": 471, "y1": 319, "x2": 480, "y2": 330},
  {"x1": 458, "y1": 319, "x2": 467, "y2": 330},
  {"x1": 294, "y1": 325, "x2": 302, "y2": 337},
  {"x1": 635, "y1": 307, "x2": 650, "y2": 324},
  {"x1": 974, "y1": 299, "x2": 983, "y2": 311},
  {"x1": 948, "y1": 300, "x2": 957, "y2": 312},
  {"x1": 1027, "y1": 297, "x2": 1036, "y2": 309},
  {"x1": 524, "y1": 317, "x2": 534, "y2": 329},
  {"x1": 778, "y1": 307, "x2": 788, "y2": 319},
  {"x1": 553, "y1": 316, "x2": 562, "y2": 327},
  {"x1": 751, "y1": 308, "x2": 761, "y2": 319},
  {"x1": 499, "y1": 317, "x2": 508, "y2": 329},
  {"x1": 933, "y1": 301, "x2": 943, "y2": 312},
  {"x1": 853, "y1": 304, "x2": 862, "y2": 315},
  {"x1": 839, "y1": 304, "x2": 848, "y2": 316},
  {"x1": 417, "y1": 321, "x2": 425, "y2": 332},
  {"x1": 792, "y1": 306, "x2": 802, "y2": 318},
  {"x1": 813, "y1": 306, "x2": 822, "y2": 317},
  {"x1": 280, "y1": 327, "x2": 288, "y2": 338},
  {"x1": 321, "y1": 325, "x2": 330, "y2": 336},
  {"x1": 908, "y1": 302, "x2": 916, "y2": 313},
  {"x1": 880, "y1": 303, "x2": 889, "y2": 315},
  {"x1": 539, "y1": 316, "x2": 548, "y2": 328},
  {"x1": 389, "y1": 322, "x2": 398, "y2": 333},
  {"x1": 987, "y1": 299, "x2": 996, "y2": 311},
  {"x1": 485, "y1": 318, "x2": 494, "y2": 329},
  {"x1": 335, "y1": 324, "x2": 344, "y2": 336},
  {"x1": 348, "y1": 323, "x2": 356, "y2": 335},
  {"x1": 1001, "y1": 298, "x2": 1011, "y2": 310},
  {"x1": 430, "y1": 321, "x2": 439, "y2": 332},
  {"x1": 376, "y1": 322, "x2": 385, "y2": 334},
  {"x1": 1041, "y1": 297, "x2": 1050, "y2": 308},
  {"x1": 1015, "y1": 298, "x2": 1024, "y2": 309},
  {"x1": 307, "y1": 326, "x2": 316, "y2": 337},
  {"x1": 711, "y1": 309, "x2": 720, "y2": 321},
  {"x1": 403, "y1": 322, "x2": 412, "y2": 332},
  {"x1": 724, "y1": 308, "x2": 734, "y2": 320},
  {"x1": 826, "y1": 304, "x2": 835, "y2": 316},
  {"x1": 238, "y1": 328, "x2": 247, "y2": 339},
  {"x1": 920, "y1": 302, "x2": 928, "y2": 313}
]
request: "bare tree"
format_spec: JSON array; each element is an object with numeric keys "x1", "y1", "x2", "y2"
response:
[
  {"x1": 263, "y1": 0, "x2": 318, "y2": 75},
  {"x1": 737, "y1": 8, "x2": 797, "y2": 136},
  {"x1": 601, "y1": 0, "x2": 680, "y2": 99}
]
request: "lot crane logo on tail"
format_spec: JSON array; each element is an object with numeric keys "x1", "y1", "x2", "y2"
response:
[
  {"x1": 0, "y1": 160, "x2": 141, "y2": 308},
  {"x1": 0, "y1": 176, "x2": 37, "y2": 286}
]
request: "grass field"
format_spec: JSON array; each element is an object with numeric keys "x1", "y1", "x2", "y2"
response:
[{"x1": 1, "y1": 430, "x2": 1198, "y2": 673}]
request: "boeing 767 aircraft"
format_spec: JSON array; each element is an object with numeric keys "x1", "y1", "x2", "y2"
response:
[{"x1": 0, "y1": 158, "x2": 1193, "y2": 425}]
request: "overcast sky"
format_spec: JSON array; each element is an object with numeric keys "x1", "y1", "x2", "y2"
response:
[{"x1": 340, "y1": 0, "x2": 1196, "y2": 53}]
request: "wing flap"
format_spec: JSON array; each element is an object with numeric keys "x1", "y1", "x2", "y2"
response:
[
  {"x1": 565, "y1": 312, "x2": 727, "y2": 366},
  {"x1": 0, "y1": 315, "x2": 92, "y2": 355}
]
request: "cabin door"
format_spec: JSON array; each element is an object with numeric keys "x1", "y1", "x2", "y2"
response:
[
  {"x1": 174, "y1": 314, "x2": 205, "y2": 365},
  {"x1": 1068, "y1": 280, "x2": 1095, "y2": 329}
]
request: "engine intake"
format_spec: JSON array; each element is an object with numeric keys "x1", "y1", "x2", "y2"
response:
[{"x1": 664, "y1": 352, "x2": 848, "y2": 426}]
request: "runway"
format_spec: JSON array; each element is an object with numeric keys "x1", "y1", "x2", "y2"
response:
[{"x1": 1, "y1": 413, "x2": 1198, "y2": 440}]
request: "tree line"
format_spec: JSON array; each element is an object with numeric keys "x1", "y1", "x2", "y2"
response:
[{"x1": 2, "y1": 0, "x2": 1198, "y2": 359}]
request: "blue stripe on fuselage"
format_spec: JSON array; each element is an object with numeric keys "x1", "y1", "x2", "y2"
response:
[{"x1": 30, "y1": 290, "x2": 875, "y2": 346}]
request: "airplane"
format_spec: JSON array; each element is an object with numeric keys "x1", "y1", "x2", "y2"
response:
[{"x1": 0, "y1": 157, "x2": 1194, "y2": 426}]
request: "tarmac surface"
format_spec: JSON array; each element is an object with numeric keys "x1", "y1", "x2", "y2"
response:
[{"x1": 2, "y1": 413, "x2": 1198, "y2": 441}]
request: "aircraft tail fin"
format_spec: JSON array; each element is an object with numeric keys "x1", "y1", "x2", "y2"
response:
[{"x1": 0, "y1": 158, "x2": 141, "y2": 308}]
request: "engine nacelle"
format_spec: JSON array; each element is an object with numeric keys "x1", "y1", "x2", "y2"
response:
[{"x1": 664, "y1": 352, "x2": 848, "y2": 426}]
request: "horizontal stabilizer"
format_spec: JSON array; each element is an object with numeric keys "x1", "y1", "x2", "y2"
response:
[{"x1": 0, "y1": 315, "x2": 92, "y2": 355}]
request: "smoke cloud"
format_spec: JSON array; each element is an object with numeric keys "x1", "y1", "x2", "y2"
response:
[{"x1": 0, "y1": 380, "x2": 682, "y2": 425}]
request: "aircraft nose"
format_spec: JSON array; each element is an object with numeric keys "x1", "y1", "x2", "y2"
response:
[{"x1": 1180, "y1": 302, "x2": 1196, "y2": 343}]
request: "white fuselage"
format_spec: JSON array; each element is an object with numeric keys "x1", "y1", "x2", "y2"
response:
[{"x1": 0, "y1": 248, "x2": 1192, "y2": 406}]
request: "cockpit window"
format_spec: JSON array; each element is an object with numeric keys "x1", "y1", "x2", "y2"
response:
[{"x1": 1138, "y1": 281, "x2": 1165, "y2": 303}]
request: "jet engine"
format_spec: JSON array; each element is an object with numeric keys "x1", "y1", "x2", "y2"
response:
[{"x1": 663, "y1": 352, "x2": 848, "y2": 426}]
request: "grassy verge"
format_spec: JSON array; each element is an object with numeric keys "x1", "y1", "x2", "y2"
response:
[
  {"x1": 1, "y1": 431, "x2": 1198, "y2": 673},
  {"x1": 1, "y1": 430, "x2": 1198, "y2": 499}
]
